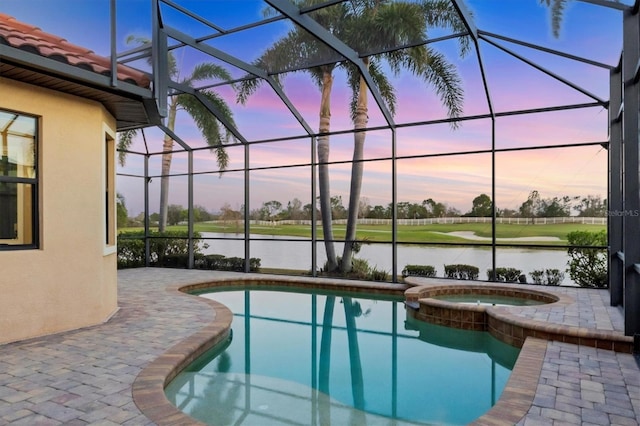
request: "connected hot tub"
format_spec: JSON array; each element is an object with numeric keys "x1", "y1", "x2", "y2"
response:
[
  {"x1": 405, "y1": 284, "x2": 560, "y2": 347},
  {"x1": 432, "y1": 292, "x2": 550, "y2": 307}
]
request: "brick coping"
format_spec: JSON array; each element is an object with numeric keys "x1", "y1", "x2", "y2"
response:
[
  {"x1": 472, "y1": 337, "x2": 548, "y2": 425},
  {"x1": 405, "y1": 283, "x2": 560, "y2": 304},
  {"x1": 131, "y1": 276, "x2": 629, "y2": 425},
  {"x1": 406, "y1": 283, "x2": 634, "y2": 353}
]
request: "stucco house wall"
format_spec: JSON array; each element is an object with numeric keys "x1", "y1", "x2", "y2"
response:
[{"x1": 0, "y1": 77, "x2": 118, "y2": 344}]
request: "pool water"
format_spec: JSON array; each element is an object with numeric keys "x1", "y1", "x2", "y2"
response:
[
  {"x1": 433, "y1": 294, "x2": 546, "y2": 307},
  {"x1": 165, "y1": 288, "x2": 520, "y2": 425}
]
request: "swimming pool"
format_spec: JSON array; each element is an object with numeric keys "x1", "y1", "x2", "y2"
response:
[{"x1": 165, "y1": 287, "x2": 520, "y2": 425}]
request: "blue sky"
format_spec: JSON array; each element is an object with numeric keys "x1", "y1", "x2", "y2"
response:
[{"x1": 1, "y1": 0, "x2": 625, "y2": 215}]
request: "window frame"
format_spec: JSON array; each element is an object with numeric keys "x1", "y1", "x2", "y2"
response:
[
  {"x1": 0, "y1": 108, "x2": 39, "y2": 250},
  {"x1": 103, "y1": 125, "x2": 117, "y2": 255}
]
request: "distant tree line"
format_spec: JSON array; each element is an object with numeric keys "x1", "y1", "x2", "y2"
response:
[
  {"x1": 512, "y1": 191, "x2": 607, "y2": 218},
  {"x1": 117, "y1": 190, "x2": 607, "y2": 228}
]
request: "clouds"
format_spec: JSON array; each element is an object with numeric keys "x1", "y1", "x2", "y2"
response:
[{"x1": 2, "y1": 0, "x2": 618, "y2": 217}]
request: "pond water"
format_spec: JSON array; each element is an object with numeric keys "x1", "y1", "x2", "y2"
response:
[
  {"x1": 165, "y1": 288, "x2": 520, "y2": 425},
  {"x1": 200, "y1": 232, "x2": 574, "y2": 285}
]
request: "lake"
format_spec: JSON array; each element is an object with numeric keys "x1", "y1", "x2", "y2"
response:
[{"x1": 199, "y1": 232, "x2": 575, "y2": 285}]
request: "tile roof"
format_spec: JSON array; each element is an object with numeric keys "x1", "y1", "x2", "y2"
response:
[{"x1": 0, "y1": 13, "x2": 150, "y2": 88}]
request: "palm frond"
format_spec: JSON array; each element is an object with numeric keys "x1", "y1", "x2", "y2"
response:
[
  {"x1": 236, "y1": 30, "x2": 304, "y2": 105},
  {"x1": 341, "y1": 0, "x2": 465, "y2": 125},
  {"x1": 117, "y1": 129, "x2": 137, "y2": 166},
  {"x1": 420, "y1": 0, "x2": 472, "y2": 57},
  {"x1": 184, "y1": 62, "x2": 233, "y2": 86},
  {"x1": 237, "y1": 27, "x2": 337, "y2": 104},
  {"x1": 540, "y1": 0, "x2": 568, "y2": 38},
  {"x1": 345, "y1": 63, "x2": 360, "y2": 122},
  {"x1": 419, "y1": 46, "x2": 464, "y2": 127},
  {"x1": 237, "y1": 76, "x2": 265, "y2": 105},
  {"x1": 345, "y1": 60, "x2": 397, "y2": 122},
  {"x1": 368, "y1": 61, "x2": 397, "y2": 117},
  {"x1": 177, "y1": 92, "x2": 235, "y2": 171}
]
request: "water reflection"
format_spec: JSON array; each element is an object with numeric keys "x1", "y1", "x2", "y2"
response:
[
  {"x1": 165, "y1": 289, "x2": 519, "y2": 425},
  {"x1": 201, "y1": 232, "x2": 574, "y2": 284},
  {"x1": 184, "y1": 349, "x2": 242, "y2": 425}
]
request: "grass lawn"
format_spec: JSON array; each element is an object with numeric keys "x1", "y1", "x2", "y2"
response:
[{"x1": 121, "y1": 222, "x2": 605, "y2": 245}]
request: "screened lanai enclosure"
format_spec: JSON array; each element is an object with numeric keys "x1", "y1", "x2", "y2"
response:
[{"x1": 3, "y1": 0, "x2": 637, "y2": 336}]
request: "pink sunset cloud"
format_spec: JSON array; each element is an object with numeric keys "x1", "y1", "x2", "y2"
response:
[{"x1": 106, "y1": 0, "x2": 620, "y2": 218}]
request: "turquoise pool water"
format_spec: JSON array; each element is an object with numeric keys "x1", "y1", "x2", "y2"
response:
[
  {"x1": 433, "y1": 294, "x2": 545, "y2": 306},
  {"x1": 165, "y1": 287, "x2": 520, "y2": 425}
]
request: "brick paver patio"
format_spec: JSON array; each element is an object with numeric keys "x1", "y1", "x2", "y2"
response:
[{"x1": 0, "y1": 268, "x2": 638, "y2": 425}]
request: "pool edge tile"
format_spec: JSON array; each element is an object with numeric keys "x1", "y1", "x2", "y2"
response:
[{"x1": 471, "y1": 337, "x2": 548, "y2": 426}]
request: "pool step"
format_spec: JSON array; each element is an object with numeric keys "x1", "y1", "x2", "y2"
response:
[{"x1": 405, "y1": 301, "x2": 420, "y2": 310}]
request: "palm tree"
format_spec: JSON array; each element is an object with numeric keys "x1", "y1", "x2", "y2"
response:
[
  {"x1": 238, "y1": 1, "x2": 348, "y2": 272},
  {"x1": 339, "y1": 0, "x2": 469, "y2": 272},
  {"x1": 239, "y1": 1, "x2": 468, "y2": 273},
  {"x1": 118, "y1": 37, "x2": 236, "y2": 232}
]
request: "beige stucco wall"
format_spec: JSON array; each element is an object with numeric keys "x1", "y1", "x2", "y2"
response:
[{"x1": 0, "y1": 77, "x2": 118, "y2": 344}]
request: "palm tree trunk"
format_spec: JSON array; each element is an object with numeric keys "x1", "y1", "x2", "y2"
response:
[
  {"x1": 318, "y1": 295, "x2": 335, "y2": 425},
  {"x1": 158, "y1": 97, "x2": 178, "y2": 232},
  {"x1": 343, "y1": 297, "x2": 364, "y2": 411},
  {"x1": 341, "y1": 66, "x2": 369, "y2": 273},
  {"x1": 318, "y1": 68, "x2": 338, "y2": 272}
]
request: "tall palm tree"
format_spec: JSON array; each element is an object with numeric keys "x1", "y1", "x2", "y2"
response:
[
  {"x1": 118, "y1": 37, "x2": 236, "y2": 232},
  {"x1": 238, "y1": 1, "x2": 348, "y2": 272},
  {"x1": 239, "y1": 1, "x2": 468, "y2": 273},
  {"x1": 339, "y1": 0, "x2": 469, "y2": 272}
]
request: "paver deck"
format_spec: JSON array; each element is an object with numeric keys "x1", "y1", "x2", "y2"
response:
[{"x1": 0, "y1": 268, "x2": 638, "y2": 425}]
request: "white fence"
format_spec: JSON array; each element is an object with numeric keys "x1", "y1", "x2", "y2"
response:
[{"x1": 219, "y1": 217, "x2": 606, "y2": 226}]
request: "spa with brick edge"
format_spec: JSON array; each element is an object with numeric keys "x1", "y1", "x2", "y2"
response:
[
  {"x1": 404, "y1": 282, "x2": 635, "y2": 353},
  {"x1": 0, "y1": 269, "x2": 638, "y2": 425}
]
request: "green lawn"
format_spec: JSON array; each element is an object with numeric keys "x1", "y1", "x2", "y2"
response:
[{"x1": 121, "y1": 222, "x2": 605, "y2": 245}]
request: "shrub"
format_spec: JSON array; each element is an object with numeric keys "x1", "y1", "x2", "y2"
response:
[
  {"x1": 349, "y1": 258, "x2": 372, "y2": 280},
  {"x1": 487, "y1": 267, "x2": 522, "y2": 282},
  {"x1": 529, "y1": 270, "x2": 545, "y2": 285},
  {"x1": 195, "y1": 254, "x2": 261, "y2": 272},
  {"x1": 402, "y1": 265, "x2": 436, "y2": 278},
  {"x1": 444, "y1": 264, "x2": 479, "y2": 280},
  {"x1": 544, "y1": 268, "x2": 564, "y2": 286},
  {"x1": 248, "y1": 257, "x2": 261, "y2": 272},
  {"x1": 320, "y1": 256, "x2": 388, "y2": 281},
  {"x1": 369, "y1": 266, "x2": 389, "y2": 282},
  {"x1": 117, "y1": 230, "x2": 204, "y2": 268},
  {"x1": 225, "y1": 257, "x2": 245, "y2": 272},
  {"x1": 117, "y1": 231, "x2": 261, "y2": 272},
  {"x1": 117, "y1": 235, "x2": 146, "y2": 268},
  {"x1": 195, "y1": 254, "x2": 226, "y2": 270},
  {"x1": 566, "y1": 230, "x2": 608, "y2": 288},
  {"x1": 161, "y1": 254, "x2": 190, "y2": 268},
  {"x1": 529, "y1": 269, "x2": 565, "y2": 286}
]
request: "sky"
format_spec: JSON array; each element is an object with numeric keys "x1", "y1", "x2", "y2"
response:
[{"x1": 1, "y1": 0, "x2": 626, "y2": 216}]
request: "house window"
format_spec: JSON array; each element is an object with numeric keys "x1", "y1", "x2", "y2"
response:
[
  {"x1": 105, "y1": 133, "x2": 115, "y2": 247},
  {"x1": 0, "y1": 110, "x2": 38, "y2": 249}
]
